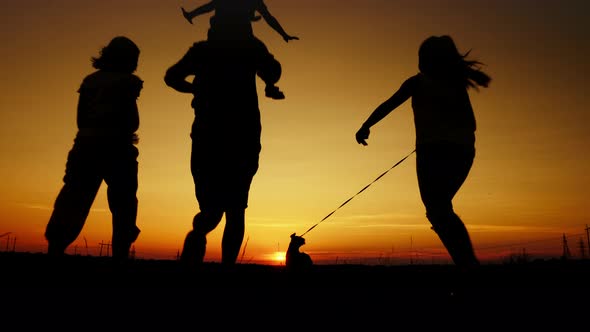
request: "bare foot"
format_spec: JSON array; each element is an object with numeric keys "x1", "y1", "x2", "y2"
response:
[
  {"x1": 181, "y1": 7, "x2": 193, "y2": 25},
  {"x1": 265, "y1": 85, "x2": 285, "y2": 100}
]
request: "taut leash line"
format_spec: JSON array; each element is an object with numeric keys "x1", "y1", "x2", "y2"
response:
[{"x1": 300, "y1": 149, "x2": 416, "y2": 237}]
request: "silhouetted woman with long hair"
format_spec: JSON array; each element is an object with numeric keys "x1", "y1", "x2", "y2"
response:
[
  {"x1": 356, "y1": 35, "x2": 491, "y2": 268},
  {"x1": 45, "y1": 36, "x2": 143, "y2": 263}
]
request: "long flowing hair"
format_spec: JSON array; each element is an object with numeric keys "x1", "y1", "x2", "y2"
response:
[
  {"x1": 91, "y1": 36, "x2": 140, "y2": 74},
  {"x1": 418, "y1": 35, "x2": 491, "y2": 90}
]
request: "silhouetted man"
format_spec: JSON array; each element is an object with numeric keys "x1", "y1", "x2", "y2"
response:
[{"x1": 164, "y1": 37, "x2": 281, "y2": 266}]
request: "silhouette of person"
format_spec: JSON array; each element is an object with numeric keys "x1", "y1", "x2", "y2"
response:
[
  {"x1": 164, "y1": 35, "x2": 282, "y2": 267},
  {"x1": 355, "y1": 35, "x2": 491, "y2": 268},
  {"x1": 45, "y1": 36, "x2": 143, "y2": 263},
  {"x1": 180, "y1": 0, "x2": 299, "y2": 100}
]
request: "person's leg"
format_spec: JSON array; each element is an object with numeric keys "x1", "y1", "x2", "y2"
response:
[
  {"x1": 222, "y1": 208, "x2": 246, "y2": 265},
  {"x1": 220, "y1": 151, "x2": 258, "y2": 266},
  {"x1": 184, "y1": 137, "x2": 226, "y2": 265},
  {"x1": 433, "y1": 212, "x2": 479, "y2": 267},
  {"x1": 181, "y1": 210, "x2": 224, "y2": 265},
  {"x1": 45, "y1": 146, "x2": 102, "y2": 256},
  {"x1": 105, "y1": 144, "x2": 140, "y2": 261},
  {"x1": 416, "y1": 144, "x2": 479, "y2": 268}
]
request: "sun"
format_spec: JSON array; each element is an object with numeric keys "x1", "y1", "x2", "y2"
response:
[{"x1": 272, "y1": 251, "x2": 286, "y2": 264}]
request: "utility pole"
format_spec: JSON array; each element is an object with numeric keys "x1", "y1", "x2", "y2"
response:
[
  {"x1": 562, "y1": 233, "x2": 571, "y2": 260},
  {"x1": 5, "y1": 234, "x2": 9, "y2": 251},
  {"x1": 585, "y1": 224, "x2": 590, "y2": 258},
  {"x1": 98, "y1": 241, "x2": 111, "y2": 257},
  {"x1": 0, "y1": 232, "x2": 12, "y2": 251},
  {"x1": 578, "y1": 238, "x2": 586, "y2": 259}
]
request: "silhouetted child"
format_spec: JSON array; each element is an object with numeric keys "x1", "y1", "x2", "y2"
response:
[
  {"x1": 180, "y1": 0, "x2": 299, "y2": 99},
  {"x1": 45, "y1": 36, "x2": 143, "y2": 263},
  {"x1": 356, "y1": 35, "x2": 491, "y2": 268}
]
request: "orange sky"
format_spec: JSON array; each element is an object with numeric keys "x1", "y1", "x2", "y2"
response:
[{"x1": 1, "y1": 0, "x2": 589, "y2": 265}]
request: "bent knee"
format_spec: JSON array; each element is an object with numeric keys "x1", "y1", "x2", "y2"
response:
[{"x1": 192, "y1": 211, "x2": 224, "y2": 233}]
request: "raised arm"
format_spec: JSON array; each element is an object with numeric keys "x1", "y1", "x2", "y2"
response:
[
  {"x1": 356, "y1": 78, "x2": 414, "y2": 146},
  {"x1": 257, "y1": 2, "x2": 299, "y2": 42}
]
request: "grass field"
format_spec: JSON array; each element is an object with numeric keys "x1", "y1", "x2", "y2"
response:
[{"x1": 1, "y1": 251, "x2": 589, "y2": 328}]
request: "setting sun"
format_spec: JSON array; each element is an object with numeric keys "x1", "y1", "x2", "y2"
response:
[{"x1": 273, "y1": 251, "x2": 286, "y2": 264}]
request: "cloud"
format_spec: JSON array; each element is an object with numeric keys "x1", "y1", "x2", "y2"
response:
[
  {"x1": 20, "y1": 204, "x2": 53, "y2": 211},
  {"x1": 19, "y1": 203, "x2": 107, "y2": 213},
  {"x1": 339, "y1": 213, "x2": 422, "y2": 221},
  {"x1": 468, "y1": 224, "x2": 562, "y2": 233}
]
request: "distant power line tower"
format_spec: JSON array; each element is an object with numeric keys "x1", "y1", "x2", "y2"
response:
[
  {"x1": 84, "y1": 237, "x2": 89, "y2": 256},
  {"x1": 562, "y1": 233, "x2": 572, "y2": 260},
  {"x1": 4, "y1": 234, "x2": 11, "y2": 251},
  {"x1": 3, "y1": 234, "x2": 16, "y2": 252},
  {"x1": 578, "y1": 238, "x2": 586, "y2": 259},
  {"x1": 98, "y1": 241, "x2": 111, "y2": 257}
]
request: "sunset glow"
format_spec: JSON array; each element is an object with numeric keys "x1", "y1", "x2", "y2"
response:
[
  {"x1": 273, "y1": 251, "x2": 286, "y2": 264},
  {"x1": 1, "y1": 0, "x2": 589, "y2": 265}
]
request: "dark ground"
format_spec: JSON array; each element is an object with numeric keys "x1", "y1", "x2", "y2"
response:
[{"x1": 1, "y1": 251, "x2": 589, "y2": 329}]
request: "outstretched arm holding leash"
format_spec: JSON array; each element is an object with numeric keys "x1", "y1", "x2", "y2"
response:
[{"x1": 355, "y1": 79, "x2": 413, "y2": 146}]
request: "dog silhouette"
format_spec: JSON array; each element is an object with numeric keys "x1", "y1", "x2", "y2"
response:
[{"x1": 285, "y1": 233, "x2": 313, "y2": 271}]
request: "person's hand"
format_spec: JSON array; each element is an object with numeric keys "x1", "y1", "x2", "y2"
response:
[
  {"x1": 283, "y1": 35, "x2": 299, "y2": 42},
  {"x1": 356, "y1": 126, "x2": 370, "y2": 146}
]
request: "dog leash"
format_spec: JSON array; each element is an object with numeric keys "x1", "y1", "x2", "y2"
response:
[{"x1": 299, "y1": 149, "x2": 416, "y2": 237}]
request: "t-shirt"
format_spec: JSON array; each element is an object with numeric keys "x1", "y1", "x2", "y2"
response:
[
  {"x1": 76, "y1": 70, "x2": 143, "y2": 138},
  {"x1": 408, "y1": 73, "x2": 476, "y2": 146}
]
